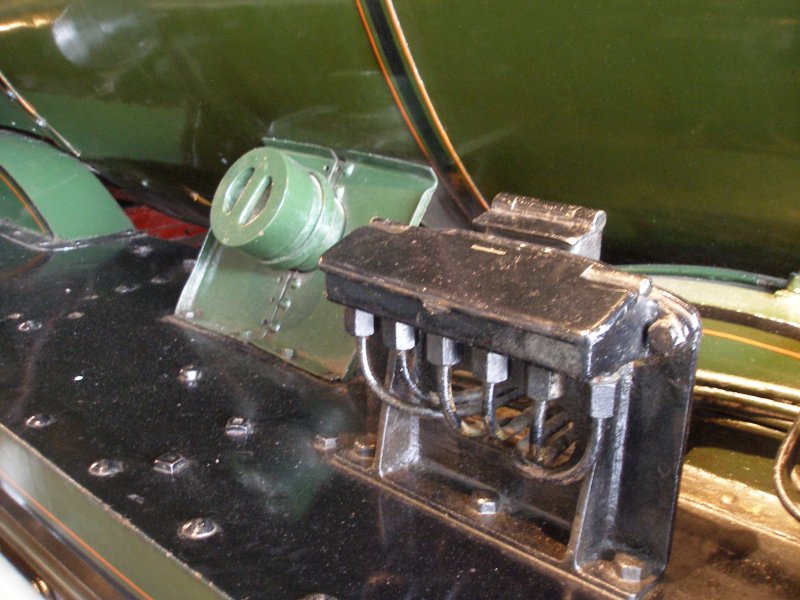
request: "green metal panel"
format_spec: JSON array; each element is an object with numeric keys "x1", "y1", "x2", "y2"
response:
[
  {"x1": 0, "y1": 2, "x2": 797, "y2": 272},
  {"x1": 177, "y1": 140, "x2": 435, "y2": 380},
  {"x1": 0, "y1": 132, "x2": 131, "y2": 239}
]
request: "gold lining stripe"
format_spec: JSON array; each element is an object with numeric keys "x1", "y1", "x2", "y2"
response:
[{"x1": 382, "y1": 0, "x2": 489, "y2": 210}]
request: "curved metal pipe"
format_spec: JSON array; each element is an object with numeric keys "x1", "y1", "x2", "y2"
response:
[
  {"x1": 773, "y1": 413, "x2": 800, "y2": 522},
  {"x1": 514, "y1": 417, "x2": 607, "y2": 486},
  {"x1": 397, "y1": 349, "x2": 483, "y2": 405},
  {"x1": 357, "y1": 336, "x2": 443, "y2": 419}
]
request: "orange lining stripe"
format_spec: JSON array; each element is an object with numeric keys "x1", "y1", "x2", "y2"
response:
[
  {"x1": 382, "y1": 0, "x2": 489, "y2": 211},
  {"x1": 355, "y1": 0, "x2": 431, "y2": 161},
  {"x1": 354, "y1": 0, "x2": 474, "y2": 220},
  {"x1": 0, "y1": 171, "x2": 47, "y2": 233},
  {"x1": 704, "y1": 328, "x2": 800, "y2": 361},
  {"x1": 0, "y1": 466, "x2": 153, "y2": 600}
]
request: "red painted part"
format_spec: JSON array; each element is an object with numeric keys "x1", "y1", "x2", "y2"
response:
[{"x1": 125, "y1": 205, "x2": 207, "y2": 240}]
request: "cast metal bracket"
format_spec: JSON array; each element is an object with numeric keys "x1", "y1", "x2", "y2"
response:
[{"x1": 319, "y1": 194, "x2": 701, "y2": 598}]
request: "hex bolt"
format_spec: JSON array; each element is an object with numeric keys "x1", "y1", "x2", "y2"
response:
[
  {"x1": 612, "y1": 552, "x2": 650, "y2": 582},
  {"x1": 647, "y1": 317, "x2": 687, "y2": 355},
  {"x1": 426, "y1": 334, "x2": 461, "y2": 366},
  {"x1": 153, "y1": 452, "x2": 189, "y2": 476},
  {"x1": 380, "y1": 319, "x2": 416, "y2": 351},
  {"x1": 225, "y1": 417, "x2": 253, "y2": 440},
  {"x1": 178, "y1": 365, "x2": 202, "y2": 387},
  {"x1": 178, "y1": 517, "x2": 221, "y2": 541},
  {"x1": 25, "y1": 414, "x2": 56, "y2": 429},
  {"x1": 470, "y1": 489, "x2": 499, "y2": 515},
  {"x1": 313, "y1": 434, "x2": 339, "y2": 453},
  {"x1": 353, "y1": 434, "x2": 376, "y2": 459},
  {"x1": 88, "y1": 458, "x2": 125, "y2": 478}
]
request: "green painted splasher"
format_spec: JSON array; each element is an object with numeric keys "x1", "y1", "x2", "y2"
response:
[{"x1": 0, "y1": 131, "x2": 131, "y2": 239}]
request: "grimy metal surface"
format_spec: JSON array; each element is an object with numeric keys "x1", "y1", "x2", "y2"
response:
[
  {"x1": 0, "y1": 227, "x2": 799, "y2": 598},
  {"x1": 0, "y1": 1, "x2": 798, "y2": 274}
]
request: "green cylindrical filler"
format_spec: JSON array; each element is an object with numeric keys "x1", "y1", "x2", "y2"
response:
[{"x1": 210, "y1": 148, "x2": 345, "y2": 272}]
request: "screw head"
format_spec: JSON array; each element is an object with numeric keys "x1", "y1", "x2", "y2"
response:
[
  {"x1": 18, "y1": 320, "x2": 42, "y2": 332},
  {"x1": 470, "y1": 489, "x2": 499, "y2": 515},
  {"x1": 612, "y1": 552, "x2": 649, "y2": 582},
  {"x1": 313, "y1": 434, "x2": 338, "y2": 453},
  {"x1": 225, "y1": 417, "x2": 253, "y2": 440},
  {"x1": 88, "y1": 458, "x2": 125, "y2": 478},
  {"x1": 178, "y1": 366, "x2": 202, "y2": 387},
  {"x1": 153, "y1": 452, "x2": 189, "y2": 476},
  {"x1": 25, "y1": 414, "x2": 55, "y2": 429},
  {"x1": 114, "y1": 284, "x2": 139, "y2": 294},
  {"x1": 353, "y1": 434, "x2": 376, "y2": 459},
  {"x1": 178, "y1": 518, "x2": 220, "y2": 540}
]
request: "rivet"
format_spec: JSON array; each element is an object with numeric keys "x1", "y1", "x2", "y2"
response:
[
  {"x1": 150, "y1": 275, "x2": 170, "y2": 284},
  {"x1": 25, "y1": 414, "x2": 56, "y2": 429},
  {"x1": 279, "y1": 298, "x2": 292, "y2": 310},
  {"x1": 5, "y1": 313, "x2": 21, "y2": 321},
  {"x1": 720, "y1": 493, "x2": 738, "y2": 506},
  {"x1": 67, "y1": 312, "x2": 84, "y2": 320},
  {"x1": 281, "y1": 348, "x2": 295, "y2": 360},
  {"x1": 270, "y1": 323, "x2": 282, "y2": 333},
  {"x1": 88, "y1": 458, "x2": 125, "y2": 478},
  {"x1": 153, "y1": 452, "x2": 189, "y2": 476},
  {"x1": 178, "y1": 518, "x2": 220, "y2": 540}
]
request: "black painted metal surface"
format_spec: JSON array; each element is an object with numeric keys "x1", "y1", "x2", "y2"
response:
[{"x1": 0, "y1": 228, "x2": 798, "y2": 599}]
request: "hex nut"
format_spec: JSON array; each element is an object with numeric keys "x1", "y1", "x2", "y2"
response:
[
  {"x1": 526, "y1": 365, "x2": 564, "y2": 401},
  {"x1": 344, "y1": 308, "x2": 374, "y2": 338},
  {"x1": 153, "y1": 452, "x2": 189, "y2": 476},
  {"x1": 380, "y1": 319, "x2": 416, "y2": 351},
  {"x1": 426, "y1": 334, "x2": 461, "y2": 366},
  {"x1": 225, "y1": 417, "x2": 253, "y2": 440},
  {"x1": 470, "y1": 489, "x2": 499, "y2": 515},
  {"x1": 313, "y1": 434, "x2": 339, "y2": 453},
  {"x1": 471, "y1": 348, "x2": 509, "y2": 383},
  {"x1": 612, "y1": 552, "x2": 650, "y2": 582}
]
